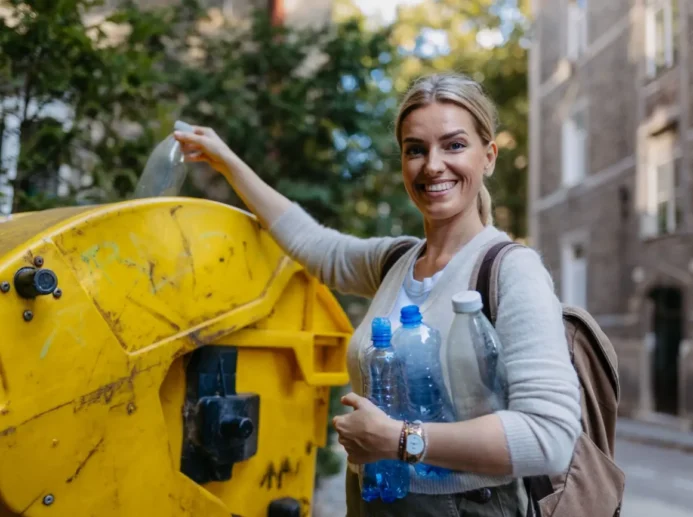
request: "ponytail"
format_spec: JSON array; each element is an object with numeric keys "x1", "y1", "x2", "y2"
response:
[{"x1": 478, "y1": 183, "x2": 493, "y2": 226}]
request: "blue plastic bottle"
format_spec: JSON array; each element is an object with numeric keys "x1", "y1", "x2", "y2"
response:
[
  {"x1": 392, "y1": 305, "x2": 455, "y2": 479},
  {"x1": 360, "y1": 318, "x2": 409, "y2": 502}
]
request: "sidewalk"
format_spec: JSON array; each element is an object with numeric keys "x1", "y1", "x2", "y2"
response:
[
  {"x1": 313, "y1": 444, "x2": 348, "y2": 517},
  {"x1": 616, "y1": 418, "x2": 693, "y2": 452}
]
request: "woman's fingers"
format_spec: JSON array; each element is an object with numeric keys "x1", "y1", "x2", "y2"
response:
[
  {"x1": 180, "y1": 144, "x2": 202, "y2": 155},
  {"x1": 183, "y1": 151, "x2": 205, "y2": 162},
  {"x1": 193, "y1": 126, "x2": 217, "y2": 138},
  {"x1": 174, "y1": 131, "x2": 206, "y2": 146}
]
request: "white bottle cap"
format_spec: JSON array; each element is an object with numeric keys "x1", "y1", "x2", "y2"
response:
[
  {"x1": 451, "y1": 290, "x2": 483, "y2": 313},
  {"x1": 174, "y1": 120, "x2": 194, "y2": 133}
]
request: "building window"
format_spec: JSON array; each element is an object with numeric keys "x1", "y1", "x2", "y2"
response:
[
  {"x1": 561, "y1": 236, "x2": 588, "y2": 309},
  {"x1": 645, "y1": 0, "x2": 677, "y2": 78},
  {"x1": 642, "y1": 131, "x2": 682, "y2": 237},
  {"x1": 566, "y1": 0, "x2": 588, "y2": 61},
  {"x1": 561, "y1": 104, "x2": 588, "y2": 187}
]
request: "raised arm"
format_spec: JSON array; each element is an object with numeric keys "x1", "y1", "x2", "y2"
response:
[
  {"x1": 174, "y1": 127, "x2": 417, "y2": 297},
  {"x1": 175, "y1": 126, "x2": 292, "y2": 228}
]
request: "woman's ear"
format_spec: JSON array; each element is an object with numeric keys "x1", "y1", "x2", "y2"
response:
[{"x1": 484, "y1": 141, "x2": 498, "y2": 176}]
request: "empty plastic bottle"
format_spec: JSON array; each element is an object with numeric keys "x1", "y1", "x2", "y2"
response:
[
  {"x1": 133, "y1": 120, "x2": 197, "y2": 198},
  {"x1": 447, "y1": 291, "x2": 508, "y2": 421},
  {"x1": 392, "y1": 305, "x2": 455, "y2": 479},
  {"x1": 360, "y1": 317, "x2": 409, "y2": 503}
]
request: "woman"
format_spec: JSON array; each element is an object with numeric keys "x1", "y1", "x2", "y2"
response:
[{"x1": 175, "y1": 73, "x2": 581, "y2": 516}]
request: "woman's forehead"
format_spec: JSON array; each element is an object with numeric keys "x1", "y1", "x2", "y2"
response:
[{"x1": 401, "y1": 103, "x2": 476, "y2": 138}]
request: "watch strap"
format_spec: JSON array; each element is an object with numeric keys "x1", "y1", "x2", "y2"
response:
[{"x1": 401, "y1": 420, "x2": 426, "y2": 464}]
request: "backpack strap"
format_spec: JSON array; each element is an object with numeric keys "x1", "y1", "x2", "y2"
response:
[
  {"x1": 470, "y1": 241, "x2": 556, "y2": 515},
  {"x1": 379, "y1": 240, "x2": 416, "y2": 284},
  {"x1": 470, "y1": 240, "x2": 524, "y2": 324}
]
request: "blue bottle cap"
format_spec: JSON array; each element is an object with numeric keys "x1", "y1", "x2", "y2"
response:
[
  {"x1": 371, "y1": 317, "x2": 392, "y2": 341},
  {"x1": 400, "y1": 305, "x2": 422, "y2": 325},
  {"x1": 371, "y1": 318, "x2": 392, "y2": 348}
]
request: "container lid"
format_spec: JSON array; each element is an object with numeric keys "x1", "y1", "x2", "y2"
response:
[
  {"x1": 451, "y1": 290, "x2": 483, "y2": 313},
  {"x1": 400, "y1": 305, "x2": 422, "y2": 325}
]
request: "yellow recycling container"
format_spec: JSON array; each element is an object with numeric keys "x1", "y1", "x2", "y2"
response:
[{"x1": 0, "y1": 198, "x2": 351, "y2": 517}]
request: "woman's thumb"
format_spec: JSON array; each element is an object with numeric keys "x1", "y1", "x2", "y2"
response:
[{"x1": 341, "y1": 392, "x2": 364, "y2": 409}]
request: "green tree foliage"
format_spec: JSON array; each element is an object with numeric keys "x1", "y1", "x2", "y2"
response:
[
  {"x1": 0, "y1": 0, "x2": 205, "y2": 211},
  {"x1": 175, "y1": 9, "x2": 395, "y2": 230},
  {"x1": 334, "y1": 0, "x2": 530, "y2": 240}
]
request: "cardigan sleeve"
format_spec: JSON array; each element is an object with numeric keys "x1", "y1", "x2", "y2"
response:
[
  {"x1": 493, "y1": 247, "x2": 582, "y2": 476},
  {"x1": 269, "y1": 203, "x2": 418, "y2": 298}
]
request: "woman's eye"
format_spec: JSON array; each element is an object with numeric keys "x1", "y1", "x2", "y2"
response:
[
  {"x1": 405, "y1": 146, "x2": 425, "y2": 156},
  {"x1": 448, "y1": 141, "x2": 465, "y2": 151}
]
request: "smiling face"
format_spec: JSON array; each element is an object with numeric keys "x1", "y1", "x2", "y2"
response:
[{"x1": 400, "y1": 102, "x2": 496, "y2": 225}]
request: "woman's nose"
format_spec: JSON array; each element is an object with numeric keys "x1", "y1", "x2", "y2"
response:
[{"x1": 424, "y1": 149, "x2": 445, "y2": 176}]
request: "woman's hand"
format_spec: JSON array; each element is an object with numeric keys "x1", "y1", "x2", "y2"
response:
[
  {"x1": 174, "y1": 126, "x2": 236, "y2": 179},
  {"x1": 173, "y1": 124, "x2": 292, "y2": 227},
  {"x1": 332, "y1": 393, "x2": 402, "y2": 465}
]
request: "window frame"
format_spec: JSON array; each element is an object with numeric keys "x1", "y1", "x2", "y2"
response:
[
  {"x1": 561, "y1": 101, "x2": 589, "y2": 187},
  {"x1": 561, "y1": 229, "x2": 589, "y2": 309},
  {"x1": 565, "y1": 0, "x2": 588, "y2": 61},
  {"x1": 645, "y1": 0, "x2": 676, "y2": 78},
  {"x1": 642, "y1": 130, "x2": 681, "y2": 237}
]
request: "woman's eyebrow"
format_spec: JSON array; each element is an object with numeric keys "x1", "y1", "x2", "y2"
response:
[{"x1": 402, "y1": 129, "x2": 468, "y2": 144}]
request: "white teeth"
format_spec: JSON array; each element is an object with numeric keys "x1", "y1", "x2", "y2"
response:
[{"x1": 425, "y1": 181, "x2": 456, "y2": 192}]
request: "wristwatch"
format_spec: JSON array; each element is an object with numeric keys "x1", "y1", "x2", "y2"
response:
[{"x1": 399, "y1": 420, "x2": 426, "y2": 464}]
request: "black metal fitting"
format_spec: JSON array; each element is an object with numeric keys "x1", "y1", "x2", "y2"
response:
[
  {"x1": 14, "y1": 267, "x2": 58, "y2": 299},
  {"x1": 180, "y1": 346, "x2": 260, "y2": 485}
]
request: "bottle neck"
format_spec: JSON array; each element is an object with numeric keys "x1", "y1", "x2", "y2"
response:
[{"x1": 401, "y1": 321, "x2": 421, "y2": 329}]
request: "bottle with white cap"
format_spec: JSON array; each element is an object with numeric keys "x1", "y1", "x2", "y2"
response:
[
  {"x1": 448, "y1": 290, "x2": 508, "y2": 420},
  {"x1": 133, "y1": 120, "x2": 201, "y2": 198}
]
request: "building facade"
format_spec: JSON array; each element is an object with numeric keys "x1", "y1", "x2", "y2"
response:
[{"x1": 528, "y1": 0, "x2": 693, "y2": 429}]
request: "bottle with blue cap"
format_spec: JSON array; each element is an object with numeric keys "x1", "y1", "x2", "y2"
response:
[
  {"x1": 359, "y1": 317, "x2": 409, "y2": 502},
  {"x1": 133, "y1": 120, "x2": 203, "y2": 198},
  {"x1": 447, "y1": 290, "x2": 508, "y2": 420},
  {"x1": 391, "y1": 305, "x2": 455, "y2": 479}
]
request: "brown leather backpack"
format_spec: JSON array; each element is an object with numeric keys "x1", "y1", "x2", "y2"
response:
[{"x1": 381, "y1": 240, "x2": 626, "y2": 517}]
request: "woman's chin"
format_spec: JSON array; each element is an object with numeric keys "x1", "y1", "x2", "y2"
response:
[
  {"x1": 416, "y1": 198, "x2": 472, "y2": 223},
  {"x1": 420, "y1": 206, "x2": 460, "y2": 223}
]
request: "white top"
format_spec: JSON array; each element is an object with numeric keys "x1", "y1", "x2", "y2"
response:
[{"x1": 387, "y1": 262, "x2": 445, "y2": 330}]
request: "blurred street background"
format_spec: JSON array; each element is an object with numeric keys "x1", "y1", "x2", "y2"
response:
[{"x1": 1, "y1": 0, "x2": 692, "y2": 516}]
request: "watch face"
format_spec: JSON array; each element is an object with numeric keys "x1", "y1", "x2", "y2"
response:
[{"x1": 406, "y1": 434, "x2": 424, "y2": 455}]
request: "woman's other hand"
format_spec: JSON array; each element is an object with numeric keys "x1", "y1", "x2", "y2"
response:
[
  {"x1": 333, "y1": 393, "x2": 401, "y2": 465},
  {"x1": 174, "y1": 126, "x2": 235, "y2": 179}
]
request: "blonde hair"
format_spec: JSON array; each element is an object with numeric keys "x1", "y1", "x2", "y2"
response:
[{"x1": 395, "y1": 73, "x2": 499, "y2": 226}]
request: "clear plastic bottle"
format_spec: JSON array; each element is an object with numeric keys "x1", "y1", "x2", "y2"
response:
[
  {"x1": 133, "y1": 120, "x2": 196, "y2": 198},
  {"x1": 447, "y1": 291, "x2": 508, "y2": 421},
  {"x1": 360, "y1": 317, "x2": 409, "y2": 503},
  {"x1": 391, "y1": 305, "x2": 455, "y2": 479}
]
